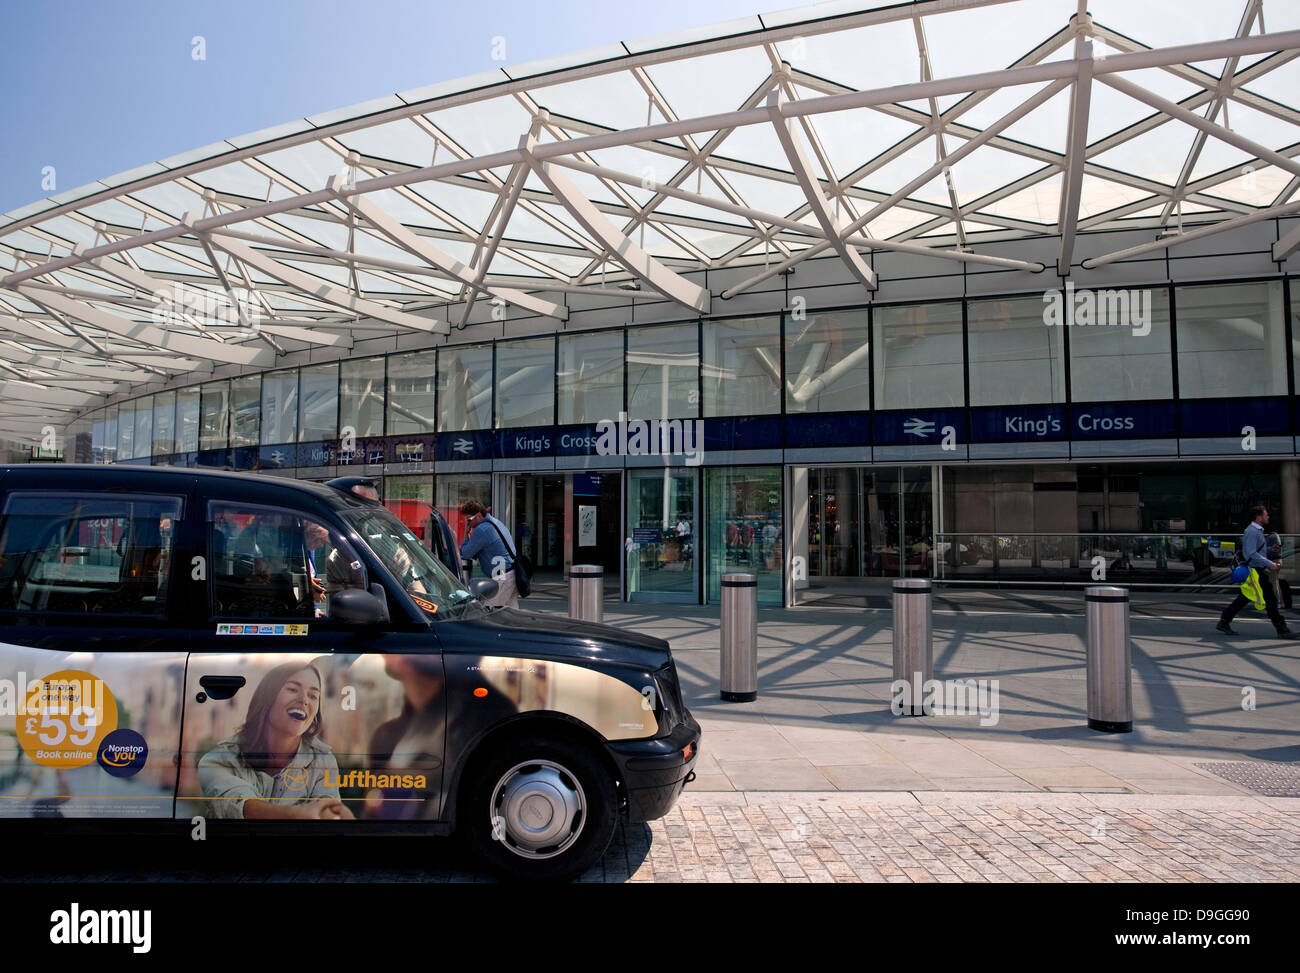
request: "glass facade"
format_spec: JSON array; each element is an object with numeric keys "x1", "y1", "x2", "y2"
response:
[
  {"x1": 628, "y1": 322, "x2": 698, "y2": 419},
  {"x1": 1069, "y1": 287, "x2": 1172, "y2": 402},
  {"x1": 703, "y1": 316, "x2": 780, "y2": 417},
  {"x1": 177, "y1": 388, "x2": 200, "y2": 453},
  {"x1": 785, "y1": 308, "x2": 870, "y2": 413},
  {"x1": 705, "y1": 466, "x2": 783, "y2": 605},
  {"x1": 967, "y1": 296, "x2": 1065, "y2": 406},
  {"x1": 1177, "y1": 280, "x2": 1288, "y2": 399},
  {"x1": 230, "y1": 375, "x2": 261, "y2": 448},
  {"x1": 117, "y1": 399, "x2": 135, "y2": 460},
  {"x1": 340, "y1": 356, "x2": 386, "y2": 438},
  {"x1": 387, "y1": 349, "x2": 436, "y2": 435},
  {"x1": 299, "y1": 363, "x2": 339, "y2": 441},
  {"x1": 495, "y1": 337, "x2": 554, "y2": 428},
  {"x1": 198, "y1": 381, "x2": 229, "y2": 452},
  {"x1": 153, "y1": 391, "x2": 176, "y2": 456},
  {"x1": 874, "y1": 301, "x2": 964, "y2": 410},
  {"x1": 132, "y1": 395, "x2": 153, "y2": 460},
  {"x1": 559, "y1": 330, "x2": 623, "y2": 424},
  {"x1": 438, "y1": 343, "x2": 493, "y2": 432},
  {"x1": 260, "y1": 369, "x2": 298, "y2": 445}
]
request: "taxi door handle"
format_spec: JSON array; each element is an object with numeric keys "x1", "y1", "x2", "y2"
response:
[{"x1": 199, "y1": 675, "x2": 246, "y2": 700}]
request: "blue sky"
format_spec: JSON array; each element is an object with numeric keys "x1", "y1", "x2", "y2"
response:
[{"x1": 0, "y1": 0, "x2": 786, "y2": 215}]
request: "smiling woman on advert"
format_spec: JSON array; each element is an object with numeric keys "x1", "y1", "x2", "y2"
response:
[{"x1": 197, "y1": 661, "x2": 353, "y2": 820}]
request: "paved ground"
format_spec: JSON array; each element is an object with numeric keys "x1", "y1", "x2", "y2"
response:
[
  {"x1": 523, "y1": 592, "x2": 1300, "y2": 796},
  {"x1": 11, "y1": 591, "x2": 1296, "y2": 884}
]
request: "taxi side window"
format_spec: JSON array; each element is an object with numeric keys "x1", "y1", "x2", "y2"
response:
[
  {"x1": 209, "y1": 503, "x2": 366, "y2": 620},
  {"x1": 0, "y1": 493, "x2": 181, "y2": 616}
]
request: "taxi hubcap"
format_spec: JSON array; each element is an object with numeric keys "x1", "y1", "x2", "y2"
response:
[{"x1": 491, "y1": 760, "x2": 586, "y2": 859}]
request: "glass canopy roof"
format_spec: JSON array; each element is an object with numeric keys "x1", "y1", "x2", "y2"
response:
[{"x1": 2, "y1": 0, "x2": 1299, "y2": 434}]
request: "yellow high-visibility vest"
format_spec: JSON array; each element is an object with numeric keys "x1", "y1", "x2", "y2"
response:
[{"x1": 1240, "y1": 568, "x2": 1265, "y2": 610}]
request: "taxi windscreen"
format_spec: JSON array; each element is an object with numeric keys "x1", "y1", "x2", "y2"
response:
[{"x1": 342, "y1": 507, "x2": 474, "y2": 619}]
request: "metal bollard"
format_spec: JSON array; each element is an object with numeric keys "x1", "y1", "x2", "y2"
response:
[
  {"x1": 720, "y1": 573, "x2": 757, "y2": 702},
  {"x1": 892, "y1": 578, "x2": 933, "y2": 716},
  {"x1": 568, "y1": 565, "x2": 604, "y2": 623},
  {"x1": 1085, "y1": 585, "x2": 1133, "y2": 733}
]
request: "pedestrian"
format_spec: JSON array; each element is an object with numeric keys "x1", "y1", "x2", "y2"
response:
[
  {"x1": 1217, "y1": 506, "x2": 1299, "y2": 638},
  {"x1": 457, "y1": 499, "x2": 519, "y2": 609}
]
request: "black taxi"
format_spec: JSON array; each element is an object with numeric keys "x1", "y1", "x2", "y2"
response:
[{"x1": 0, "y1": 464, "x2": 699, "y2": 880}]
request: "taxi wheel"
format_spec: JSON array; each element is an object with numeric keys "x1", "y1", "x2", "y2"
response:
[{"x1": 463, "y1": 736, "x2": 618, "y2": 882}]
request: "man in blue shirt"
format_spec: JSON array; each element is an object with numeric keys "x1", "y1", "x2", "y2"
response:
[
  {"x1": 1217, "y1": 505, "x2": 1298, "y2": 638},
  {"x1": 458, "y1": 499, "x2": 518, "y2": 609}
]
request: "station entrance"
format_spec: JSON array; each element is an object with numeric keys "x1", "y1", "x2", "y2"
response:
[{"x1": 500, "y1": 471, "x2": 622, "y2": 595}]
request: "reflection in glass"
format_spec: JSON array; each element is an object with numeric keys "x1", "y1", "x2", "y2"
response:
[
  {"x1": 387, "y1": 349, "x2": 436, "y2": 435},
  {"x1": 132, "y1": 396, "x2": 153, "y2": 460},
  {"x1": 340, "y1": 356, "x2": 386, "y2": 438},
  {"x1": 496, "y1": 337, "x2": 555, "y2": 428},
  {"x1": 705, "y1": 466, "x2": 782, "y2": 605},
  {"x1": 199, "y1": 382, "x2": 230, "y2": 453},
  {"x1": 177, "y1": 389, "x2": 200, "y2": 453},
  {"x1": 703, "y1": 316, "x2": 780, "y2": 417},
  {"x1": 153, "y1": 391, "x2": 176, "y2": 456},
  {"x1": 259, "y1": 369, "x2": 298, "y2": 445},
  {"x1": 873, "y1": 302, "x2": 963, "y2": 410},
  {"x1": 117, "y1": 399, "x2": 135, "y2": 461},
  {"x1": 230, "y1": 375, "x2": 261, "y2": 447},
  {"x1": 299, "y1": 363, "x2": 339, "y2": 441},
  {"x1": 628, "y1": 323, "x2": 698, "y2": 419},
  {"x1": 559, "y1": 331, "x2": 622, "y2": 424},
  {"x1": 785, "y1": 309, "x2": 870, "y2": 413},
  {"x1": 967, "y1": 296, "x2": 1065, "y2": 405},
  {"x1": 1177, "y1": 281, "x2": 1287, "y2": 399},
  {"x1": 438, "y1": 344, "x2": 493, "y2": 432},
  {"x1": 1069, "y1": 288, "x2": 1172, "y2": 402}
]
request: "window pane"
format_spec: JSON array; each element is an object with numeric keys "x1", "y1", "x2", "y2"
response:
[
  {"x1": 1178, "y1": 281, "x2": 1287, "y2": 399},
  {"x1": 559, "y1": 331, "x2": 622, "y2": 424},
  {"x1": 209, "y1": 503, "x2": 366, "y2": 620},
  {"x1": 199, "y1": 381, "x2": 230, "y2": 451},
  {"x1": 387, "y1": 349, "x2": 436, "y2": 435},
  {"x1": 873, "y1": 302, "x2": 964, "y2": 410},
  {"x1": 102, "y1": 405, "x2": 119, "y2": 463},
  {"x1": 785, "y1": 308, "x2": 870, "y2": 413},
  {"x1": 153, "y1": 391, "x2": 176, "y2": 455},
  {"x1": 1069, "y1": 287, "x2": 1172, "y2": 401},
  {"x1": 230, "y1": 375, "x2": 261, "y2": 447},
  {"x1": 259, "y1": 369, "x2": 298, "y2": 444},
  {"x1": 496, "y1": 337, "x2": 554, "y2": 428},
  {"x1": 438, "y1": 343, "x2": 493, "y2": 432},
  {"x1": 628, "y1": 323, "x2": 699, "y2": 419},
  {"x1": 90, "y1": 409, "x2": 108, "y2": 464},
  {"x1": 177, "y1": 389, "x2": 200, "y2": 453},
  {"x1": 132, "y1": 396, "x2": 153, "y2": 459},
  {"x1": 0, "y1": 493, "x2": 181, "y2": 615},
  {"x1": 117, "y1": 400, "x2": 135, "y2": 460},
  {"x1": 298, "y1": 363, "x2": 339, "y2": 441},
  {"x1": 703, "y1": 316, "x2": 780, "y2": 417},
  {"x1": 704, "y1": 466, "x2": 783, "y2": 605},
  {"x1": 340, "y1": 356, "x2": 386, "y2": 437},
  {"x1": 968, "y1": 296, "x2": 1065, "y2": 406}
]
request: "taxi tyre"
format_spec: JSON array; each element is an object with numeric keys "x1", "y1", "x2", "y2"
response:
[{"x1": 462, "y1": 734, "x2": 618, "y2": 882}]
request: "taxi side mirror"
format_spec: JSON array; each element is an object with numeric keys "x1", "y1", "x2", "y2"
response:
[
  {"x1": 332, "y1": 586, "x2": 390, "y2": 626},
  {"x1": 469, "y1": 578, "x2": 499, "y2": 602}
]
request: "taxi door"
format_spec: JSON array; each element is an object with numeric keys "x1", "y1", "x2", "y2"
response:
[
  {"x1": 0, "y1": 477, "x2": 194, "y2": 819},
  {"x1": 177, "y1": 494, "x2": 446, "y2": 826}
]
